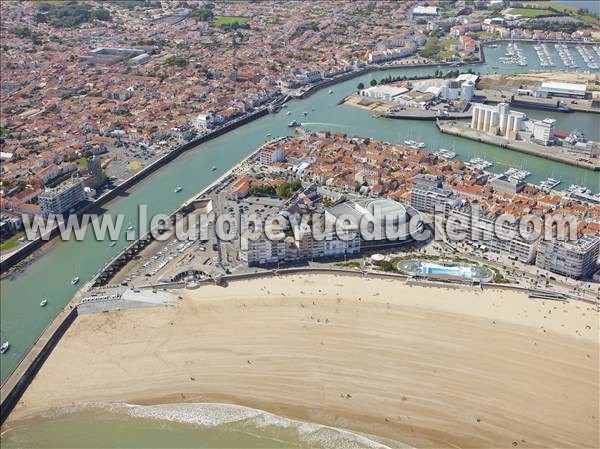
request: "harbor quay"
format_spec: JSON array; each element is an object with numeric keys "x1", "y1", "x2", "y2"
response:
[{"x1": 436, "y1": 120, "x2": 600, "y2": 171}]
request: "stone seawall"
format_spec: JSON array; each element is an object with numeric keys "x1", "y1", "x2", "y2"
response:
[{"x1": 0, "y1": 307, "x2": 78, "y2": 425}]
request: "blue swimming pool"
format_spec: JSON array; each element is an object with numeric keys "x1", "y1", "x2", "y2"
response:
[{"x1": 421, "y1": 265, "x2": 473, "y2": 279}]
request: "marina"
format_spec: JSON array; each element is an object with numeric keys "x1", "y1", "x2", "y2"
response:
[
  {"x1": 403, "y1": 139, "x2": 425, "y2": 149},
  {"x1": 433, "y1": 148, "x2": 456, "y2": 160},
  {"x1": 467, "y1": 158, "x2": 493, "y2": 170},
  {"x1": 499, "y1": 42, "x2": 528, "y2": 66},
  {"x1": 1, "y1": 43, "x2": 599, "y2": 385},
  {"x1": 504, "y1": 167, "x2": 532, "y2": 181},
  {"x1": 539, "y1": 177, "x2": 562, "y2": 191}
]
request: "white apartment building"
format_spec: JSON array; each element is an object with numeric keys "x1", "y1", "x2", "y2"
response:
[
  {"x1": 471, "y1": 103, "x2": 526, "y2": 138},
  {"x1": 446, "y1": 209, "x2": 538, "y2": 263},
  {"x1": 410, "y1": 184, "x2": 457, "y2": 215},
  {"x1": 38, "y1": 179, "x2": 85, "y2": 216},
  {"x1": 259, "y1": 146, "x2": 285, "y2": 165},
  {"x1": 536, "y1": 236, "x2": 600, "y2": 279}
]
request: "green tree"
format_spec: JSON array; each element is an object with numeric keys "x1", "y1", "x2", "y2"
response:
[
  {"x1": 357, "y1": 82, "x2": 365, "y2": 90},
  {"x1": 370, "y1": 79, "x2": 377, "y2": 87}
]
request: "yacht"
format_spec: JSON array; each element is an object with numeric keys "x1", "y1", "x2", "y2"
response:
[
  {"x1": 40, "y1": 298, "x2": 48, "y2": 307},
  {"x1": 71, "y1": 276, "x2": 80, "y2": 285},
  {"x1": 539, "y1": 178, "x2": 561, "y2": 191},
  {"x1": 434, "y1": 149, "x2": 456, "y2": 160},
  {"x1": 174, "y1": 186, "x2": 183, "y2": 193},
  {"x1": 288, "y1": 120, "x2": 301, "y2": 127},
  {"x1": 0, "y1": 341, "x2": 9, "y2": 354}
]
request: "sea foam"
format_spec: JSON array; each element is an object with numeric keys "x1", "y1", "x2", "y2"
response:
[{"x1": 121, "y1": 402, "x2": 401, "y2": 449}]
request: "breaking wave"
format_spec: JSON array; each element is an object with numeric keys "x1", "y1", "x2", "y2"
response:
[{"x1": 120, "y1": 402, "x2": 400, "y2": 449}]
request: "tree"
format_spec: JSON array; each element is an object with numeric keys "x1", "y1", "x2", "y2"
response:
[
  {"x1": 92, "y1": 8, "x2": 111, "y2": 22},
  {"x1": 357, "y1": 82, "x2": 365, "y2": 90},
  {"x1": 370, "y1": 79, "x2": 378, "y2": 87}
]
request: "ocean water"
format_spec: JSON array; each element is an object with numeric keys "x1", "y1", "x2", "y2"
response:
[
  {"x1": 2, "y1": 42, "x2": 600, "y2": 385},
  {"x1": 1, "y1": 403, "x2": 398, "y2": 449}
]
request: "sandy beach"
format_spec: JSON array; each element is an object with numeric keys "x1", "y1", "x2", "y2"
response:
[{"x1": 7, "y1": 274, "x2": 599, "y2": 448}]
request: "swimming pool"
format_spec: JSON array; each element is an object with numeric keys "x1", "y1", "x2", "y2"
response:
[{"x1": 420, "y1": 264, "x2": 473, "y2": 279}]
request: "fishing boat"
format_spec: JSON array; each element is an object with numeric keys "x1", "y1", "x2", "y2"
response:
[
  {"x1": 0, "y1": 341, "x2": 9, "y2": 354},
  {"x1": 40, "y1": 299, "x2": 48, "y2": 307},
  {"x1": 71, "y1": 276, "x2": 80, "y2": 285}
]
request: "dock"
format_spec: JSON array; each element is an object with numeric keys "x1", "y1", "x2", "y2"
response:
[{"x1": 436, "y1": 120, "x2": 600, "y2": 171}]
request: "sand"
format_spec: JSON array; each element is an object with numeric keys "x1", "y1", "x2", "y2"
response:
[{"x1": 7, "y1": 274, "x2": 599, "y2": 448}]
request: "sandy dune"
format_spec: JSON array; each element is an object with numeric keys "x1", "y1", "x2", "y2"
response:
[{"x1": 8, "y1": 274, "x2": 599, "y2": 448}]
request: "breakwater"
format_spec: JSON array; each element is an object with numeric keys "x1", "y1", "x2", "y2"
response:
[{"x1": 0, "y1": 307, "x2": 78, "y2": 425}]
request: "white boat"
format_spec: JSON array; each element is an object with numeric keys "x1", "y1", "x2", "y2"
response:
[
  {"x1": 417, "y1": 142, "x2": 425, "y2": 149},
  {"x1": 211, "y1": 166, "x2": 217, "y2": 171},
  {"x1": 0, "y1": 341, "x2": 9, "y2": 354},
  {"x1": 71, "y1": 276, "x2": 80, "y2": 285},
  {"x1": 126, "y1": 224, "x2": 134, "y2": 231},
  {"x1": 174, "y1": 186, "x2": 183, "y2": 193},
  {"x1": 288, "y1": 120, "x2": 300, "y2": 127},
  {"x1": 302, "y1": 111, "x2": 308, "y2": 116},
  {"x1": 286, "y1": 111, "x2": 291, "y2": 115},
  {"x1": 328, "y1": 89, "x2": 333, "y2": 94},
  {"x1": 404, "y1": 139, "x2": 417, "y2": 148},
  {"x1": 40, "y1": 299, "x2": 48, "y2": 307},
  {"x1": 435, "y1": 149, "x2": 456, "y2": 160},
  {"x1": 266, "y1": 133, "x2": 271, "y2": 137},
  {"x1": 109, "y1": 241, "x2": 117, "y2": 247}
]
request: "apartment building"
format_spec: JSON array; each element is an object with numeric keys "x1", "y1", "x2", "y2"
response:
[
  {"x1": 38, "y1": 179, "x2": 85, "y2": 216},
  {"x1": 446, "y1": 209, "x2": 538, "y2": 263},
  {"x1": 259, "y1": 146, "x2": 285, "y2": 165},
  {"x1": 536, "y1": 236, "x2": 600, "y2": 279},
  {"x1": 411, "y1": 184, "x2": 457, "y2": 216}
]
